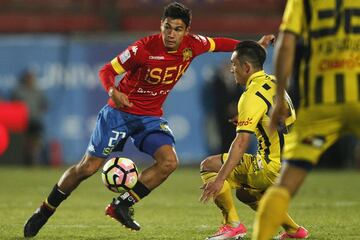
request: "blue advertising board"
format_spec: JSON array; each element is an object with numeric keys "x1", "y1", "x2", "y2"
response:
[{"x1": 0, "y1": 34, "x2": 273, "y2": 165}]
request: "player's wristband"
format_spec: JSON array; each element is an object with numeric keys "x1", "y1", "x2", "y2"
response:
[{"x1": 108, "y1": 87, "x2": 114, "y2": 97}]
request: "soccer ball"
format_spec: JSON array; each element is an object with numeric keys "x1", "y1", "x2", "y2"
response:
[{"x1": 101, "y1": 157, "x2": 138, "y2": 193}]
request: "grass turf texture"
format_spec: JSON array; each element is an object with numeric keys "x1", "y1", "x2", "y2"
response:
[{"x1": 0, "y1": 167, "x2": 359, "y2": 239}]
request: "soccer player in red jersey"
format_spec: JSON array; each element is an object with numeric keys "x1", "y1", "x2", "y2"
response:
[{"x1": 24, "y1": 2, "x2": 275, "y2": 237}]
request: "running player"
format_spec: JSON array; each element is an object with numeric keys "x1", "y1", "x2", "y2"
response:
[
  {"x1": 24, "y1": 2, "x2": 274, "y2": 238},
  {"x1": 200, "y1": 41, "x2": 308, "y2": 240},
  {"x1": 252, "y1": 0, "x2": 360, "y2": 239}
]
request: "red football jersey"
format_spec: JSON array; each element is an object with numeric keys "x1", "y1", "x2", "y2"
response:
[{"x1": 100, "y1": 33, "x2": 239, "y2": 116}]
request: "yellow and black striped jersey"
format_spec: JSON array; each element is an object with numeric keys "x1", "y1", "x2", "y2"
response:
[
  {"x1": 236, "y1": 70, "x2": 296, "y2": 164},
  {"x1": 281, "y1": 0, "x2": 360, "y2": 107}
]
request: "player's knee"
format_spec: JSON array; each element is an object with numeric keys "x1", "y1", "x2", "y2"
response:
[
  {"x1": 235, "y1": 187, "x2": 258, "y2": 204},
  {"x1": 200, "y1": 157, "x2": 210, "y2": 171},
  {"x1": 76, "y1": 162, "x2": 97, "y2": 178},
  {"x1": 277, "y1": 182, "x2": 298, "y2": 197},
  {"x1": 158, "y1": 155, "x2": 178, "y2": 176},
  {"x1": 200, "y1": 155, "x2": 220, "y2": 172},
  {"x1": 76, "y1": 156, "x2": 102, "y2": 178}
]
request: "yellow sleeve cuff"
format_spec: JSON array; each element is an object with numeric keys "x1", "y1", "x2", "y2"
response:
[
  {"x1": 207, "y1": 37, "x2": 216, "y2": 52},
  {"x1": 111, "y1": 57, "x2": 125, "y2": 74}
]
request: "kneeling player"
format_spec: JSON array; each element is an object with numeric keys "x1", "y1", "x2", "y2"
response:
[{"x1": 200, "y1": 41, "x2": 309, "y2": 240}]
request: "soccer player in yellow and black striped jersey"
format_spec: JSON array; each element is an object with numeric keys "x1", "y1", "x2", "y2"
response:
[
  {"x1": 253, "y1": 1, "x2": 360, "y2": 239},
  {"x1": 200, "y1": 41, "x2": 308, "y2": 240}
]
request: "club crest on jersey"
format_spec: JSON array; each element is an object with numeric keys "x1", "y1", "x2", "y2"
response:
[{"x1": 182, "y1": 48, "x2": 193, "y2": 61}]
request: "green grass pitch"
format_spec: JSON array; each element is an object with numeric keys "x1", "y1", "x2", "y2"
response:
[{"x1": 0, "y1": 167, "x2": 359, "y2": 239}]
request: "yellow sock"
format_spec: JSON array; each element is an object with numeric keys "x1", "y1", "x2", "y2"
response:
[
  {"x1": 201, "y1": 172, "x2": 240, "y2": 226},
  {"x1": 252, "y1": 186, "x2": 290, "y2": 240},
  {"x1": 282, "y1": 213, "x2": 299, "y2": 233},
  {"x1": 246, "y1": 200, "x2": 298, "y2": 234}
]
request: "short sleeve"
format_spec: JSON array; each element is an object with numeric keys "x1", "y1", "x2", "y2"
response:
[
  {"x1": 279, "y1": 0, "x2": 303, "y2": 35},
  {"x1": 236, "y1": 93, "x2": 266, "y2": 133},
  {"x1": 189, "y1": 34, "x2": 214, "y2": 56},
  {"x1": 110, "y1": 40, "x2": 149, "y2": 74}
]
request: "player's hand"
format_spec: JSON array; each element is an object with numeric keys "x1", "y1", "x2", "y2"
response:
[
  {"x1": 269, "y1": 99, "x2": 287, "y2": 133},
  {"x1": 228, "y1": 115, "x2": 238, "y2": 126},
  {"x1": 111, "y1": 89, "x2": 133, "y2": 108},
  {"x1": 257, "y1": 34, "x2": 275, "y2": 48},
  {"x1": 199, "y1": 179, "x2": 224, "y2": 203}
]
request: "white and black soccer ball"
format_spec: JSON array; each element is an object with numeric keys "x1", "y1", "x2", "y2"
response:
[{"x1": 101, "y1": 157, "x2": 138, "y2": 193}]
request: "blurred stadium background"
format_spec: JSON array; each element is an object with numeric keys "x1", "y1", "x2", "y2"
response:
[{"x1": 0, "y1": 0, "x2": 358, "y2": 168}]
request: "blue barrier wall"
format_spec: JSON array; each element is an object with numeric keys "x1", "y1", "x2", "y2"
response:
[{"x1": 0, "y1": 34, "x2": 273, "y2": 165}]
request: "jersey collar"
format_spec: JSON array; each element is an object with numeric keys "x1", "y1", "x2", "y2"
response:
[{"x1": 246, "y1": 70, "x2": 265, "y2": 89}]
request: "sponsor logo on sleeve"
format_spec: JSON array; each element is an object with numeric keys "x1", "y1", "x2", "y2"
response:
[
  {"x1": 120, "y1": 49, "x2": 131, "y2": 64},
  {"x1": 237, "y1": 117, "x2": 253, "y2": 126}
]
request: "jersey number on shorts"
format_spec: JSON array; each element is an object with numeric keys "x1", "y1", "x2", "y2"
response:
[
  {"x1": 108, "y1": 130, "x2": 126, "y2": 147},
  {"x1": 103, "y1": 131, "x2": 127, "y2": 155}
]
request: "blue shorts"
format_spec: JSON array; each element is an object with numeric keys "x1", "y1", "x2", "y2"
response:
[{"x1": 87, "y1": 105, "x2": 175, "y2": 159}]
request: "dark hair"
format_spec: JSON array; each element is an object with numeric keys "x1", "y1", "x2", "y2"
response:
[
  {"x1": 234, "y1": 40, "x2": 266, "y2": 69},
  {"x1": 162, "y1": 2, "x2": 191, "y2": 27}
]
